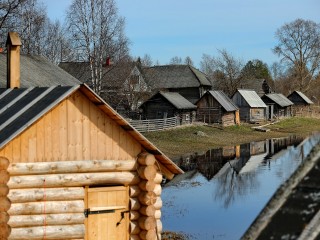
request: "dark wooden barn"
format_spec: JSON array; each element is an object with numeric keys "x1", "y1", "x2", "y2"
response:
[
  {"x1": 261, "y1": 93, "x2": 293, "y2": 120},
  {"x1": 287, "y1": 91, "x2": 314, "y2": 117},
  {"x1": 196, "y1": 90, "x2": 239, "y2": 126},
  {"x1": 232, "y1": 89, "x2": 267, "y2": 122},
  {"x1": 139, "y1": 91, "x2": 197, "y2": 124}
]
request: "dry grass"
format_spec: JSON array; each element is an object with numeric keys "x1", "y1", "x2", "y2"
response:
[{"x1": 143, "y1": 117, "x2": 320, "y2": 159}]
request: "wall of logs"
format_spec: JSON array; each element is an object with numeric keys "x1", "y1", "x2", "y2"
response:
[{"x1": 1, "y1": 153, "x2": 163, "y2": 240}]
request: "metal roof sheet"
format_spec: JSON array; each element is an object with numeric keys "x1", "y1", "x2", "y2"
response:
[
  {"x1": 289, "y1": 91, "x2": 314, "y2": 104},
  {"x1": 264, "y1": 93, "x2": 293, "y2": 107},
  {"x1": 208, "y1": 90, "x2": 239, "y2": 112},
  {"x1": 238, "y1": 89, "x2": 267, "y2": 108},
  {"x1": 159, "y1": 91, "x2": 197, "y2": 110}
]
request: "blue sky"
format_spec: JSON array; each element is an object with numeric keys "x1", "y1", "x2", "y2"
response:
[{"x1": 42, "y1": 0, "x2": 320, "y2": 68}]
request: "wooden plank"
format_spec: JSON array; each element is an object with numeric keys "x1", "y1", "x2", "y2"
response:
[
  {"x1": 44, "y1": 111, "x2": 53, "y2": 162},
  {"x1": 51, "y1": 102, "x2": 60, "y2": 161},
  {"x1": 58, "y1": 100, "x2": 68, "y2": 160},
  {"x1": 97, "y1": 108, "x2": 106, "y2": 160},
  {"x1": 74, "y1": 92, "x2": 83, "y2": 160},
  {"x1": 112, "y1": 120, "x2": 120, "y2": 160},
  {"x1": 67, "y1": 97, "x2": 76, "y2": 161},
  {"x1": 12, "y1": 137, "x2": 20, "y2": 163},
  {"x1": 89, "y1": 101, "x2": 98, "y2": 160},
  {"x1": 82, "y1": 94, "x2": 91, "y2": 160},
  {"x1": 105, "y1": 115, "x2": 112, "y2": 160},
  {"x1": 36, "y1": 116, "x2": 45, "y2": 162}
]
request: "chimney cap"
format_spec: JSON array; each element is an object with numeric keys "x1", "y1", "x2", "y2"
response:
[{"x1": 6, "y1": 32, "x2": 22, "y2": 46}]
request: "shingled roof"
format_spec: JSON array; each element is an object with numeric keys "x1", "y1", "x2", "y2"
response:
[
  {"x1": 0, "y1": 54, "x2": 80, "y2": 87},
  {"x1": 0, "y1": 84, "x2": 183, "y2": 177},
  {"x1": 240, "y1": 79, "x2": 271, "y2": 96},
  {"x1": 143, "y1": 65, "x2": 212, "y2": 89}
]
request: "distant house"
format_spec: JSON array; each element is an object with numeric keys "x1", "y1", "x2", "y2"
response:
[
  {"x1": 287, "y1": 91, "x2": 314, "y2": 116},
  {"x1": 139, "y1": 91, "x2": 197, "y2": 124},
  {"x1": 196, "y1": 90, "x2": 239, "y2": 127},
  {"x1": 232, "y1": 89, "x2": 267, "y2": 122},
  {"x1": 261, "y1": 93, "x2": 293, "y2": 119},
  {"x1": 143, "y1": 64, "x2": 212, "y2": 104},
  {"x1": 59, "y1": 60, "x2": 150, "y2": 115},
  {"x1": 239, "y1": 79, "x2": 272, "y2": 97}
]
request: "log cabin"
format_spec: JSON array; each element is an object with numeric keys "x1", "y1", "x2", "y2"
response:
[
  {"x1": 0, "y1": 32, "x2": 183, "y2": 240},
  {"x1": 232, "y1": 89, "x2": 267, "y2": 123},
  {"x1": 261, "y1": 93, "x2": 293, "y2": 120},
  {"x1": 287, "y1": 91, "x2": 314, "y2": 117},
  {"x1": 196, "y1": 90, "x2": 239, "y2": 126}
]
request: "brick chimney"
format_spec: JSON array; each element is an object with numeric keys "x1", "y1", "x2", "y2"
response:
[{"x1": 6, "y1": 32, "x2": 22, "y2": 88}]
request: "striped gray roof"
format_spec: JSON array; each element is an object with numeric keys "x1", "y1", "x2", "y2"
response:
[
  {"x1": 264, "y1": 93, "x2": 293, "y2": 107},
  {"x1": 289, "y1": 91, "x2": 314, "y2": 104},
  {"x1": 0, "y1": 54, "x2": 81, "y2": 88},
  {"x1": 207, "y1": 90, "x2": 238, "y2": 112},
  {"x1": 238, "y1": 89, "x2": 267, "y2": 108},
  {"x1": 159, "y1": 91, "x2": 197, "y2": 109},
  {"x1": 143, "y1": 65, "x2": 212, "y2": 88},
  {"x1": 0, "y1": 86, "x2": 78, "y2": 148}
]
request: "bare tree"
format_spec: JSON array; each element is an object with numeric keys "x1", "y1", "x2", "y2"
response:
[
  {"x1": 140, "y1": 54, "x2": 153, "y2": 67},
  {"x1": 184, "y1": 56, "x2": 193, "y2": 66},
  {"x1": 273, "y1": 19, "x2": 320, "y2": 92},
  {"x1": 66, "y1": 0, "x2": 129, "y2": 94},
  {"x1": 201, "y1": 49, "x2": 243, "y2": 96},
  {"x1": 169, "y1": 56, "x2": 182, "y2": 65}
]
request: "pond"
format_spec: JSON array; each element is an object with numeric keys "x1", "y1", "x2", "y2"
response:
[{"x1": 161, "y1": 134, "x2": 320, "y2": 240}]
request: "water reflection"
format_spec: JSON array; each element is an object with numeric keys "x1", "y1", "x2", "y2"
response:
[{"x1": 162, "y1": 134, "x2": 320, "y2": 240}]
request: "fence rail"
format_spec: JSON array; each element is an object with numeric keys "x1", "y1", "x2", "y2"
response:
[{"x1": 128, "y1": 116, "x2": 180, "y2": 132}]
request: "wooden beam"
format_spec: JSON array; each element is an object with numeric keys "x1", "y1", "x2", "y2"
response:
[
  {"x1": 8, "y1": 200, "x2": 84, "y2": 215},
  {"x1": 8, "y1": 213, "x2": 85, "y2": 228},
  {"x1": 8, "y1": 172, "x2": 139, "y2": 189},
  {"x1": 8, "y1": 160, "x2": 137, "y2": 176},
  {"x1": 8, "y1": 187, "x2": 85, "y2": 203},
  {"x1": 8, "y1": 224, "x2": 85, "y2": 240}
]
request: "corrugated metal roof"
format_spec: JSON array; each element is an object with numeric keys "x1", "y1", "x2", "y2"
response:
[
  {"x1": 238, "y1": 89, "x2": 267, "y2": 108},
  {"x1": 159, "y1": 92, "x2": 197, "y2": 109},
  {"x1": 0, "y1": 54, "x2": 81, "y2": 87},
  {"x1": 264, "y1": 93, "x2": 293, "y2": 107},
  {"x1": 208, "y1": 90, "x2": 238, "y2": 112},
  {"x1": 0, "y1": 84, "x2": 183, "y2": 176},
  {"x1": 143, "y1": 65, "x2": 212, "y2": 88}
]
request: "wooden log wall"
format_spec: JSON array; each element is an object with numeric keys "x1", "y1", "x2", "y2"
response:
[
  {"x1": 5, "y1": 158, "x2": 140, "y2": 240},
  {"x1": 0, "y1": 157, "x2": 11, "y2": 240},
  {"x1": 130, "y1": 152, "x2": 163, "y2": 240}
]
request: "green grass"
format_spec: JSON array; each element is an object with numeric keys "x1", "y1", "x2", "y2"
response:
[{"x1": 143, "y1": 117, "x2": 320, "y2": 158}]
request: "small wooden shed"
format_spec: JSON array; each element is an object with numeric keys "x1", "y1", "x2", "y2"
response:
[
  {"x1": 287, "y1": 91, "x2": 314, "y2": 117},
  {"x1": 261, "y1": 93, "x2": 293, "y2": 120},
  {"x1": 196, "y1": 90, "x2": 239, "y2": 126},
  {"x1": 139, "y1": 91, "x2": 197, "y2": 124},
  {"x1": 232, "y1": 89, "x2": 267, "y2": 122},
  {"x1": 0, "y1": 32, "x2": 183, "y2": 240}
]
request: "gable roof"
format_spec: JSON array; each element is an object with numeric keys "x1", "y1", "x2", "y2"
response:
[
  {"x1": 263, "y1": 93, "x2": 293, "y2": 107},
  {"x1": 205, "y1": 90, "x2": 239, "y2": 112},
  {"x1": 236, "y1": 89, "x2": 267, "y2": 108},
  {"x1": 0, "y1": 84, "x2": 183, "y2": 177},
  {"x1": 240, "y1": 79, "x2": 271, "y2": 96},
  {"x1": 0, "y1": 54, "x2": 81, "y2": 87},
  {"x1": 158, "y1": 91, "x2": 197, "y2": 110},
  {"x1": 143, "y1": 65, "x2": 212, "y2": 89},
  {"x1": 288, "y1": 91, "x2": 314, "y2": 105}
]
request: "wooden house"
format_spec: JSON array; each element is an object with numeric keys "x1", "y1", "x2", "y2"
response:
[
  {"x1": 196, "y1": 90, "x2": 239, "y2": 127},
  {"x1": 287, "y1": 91, "x2": 314, "y2": 116},
  {"x1": 143, "y1": 65, "x2": 212, "y2": 104},
  {"x1": 0, "y1": 32, "x2": 183, "y2": 240},
  {"x1": 139, "y1": 91, "x2": 197, "y2": 124},
  {"x1": 261, "y1": 93, "x2": 293, "y2": 120},
  {"x1": 232, "y1": 89, "x2": 267, "y2": 122}
]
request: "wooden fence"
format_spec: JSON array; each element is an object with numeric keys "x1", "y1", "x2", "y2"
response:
[{"x1": 128, "y1": 116, "x2": 180, "y2": 132}]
